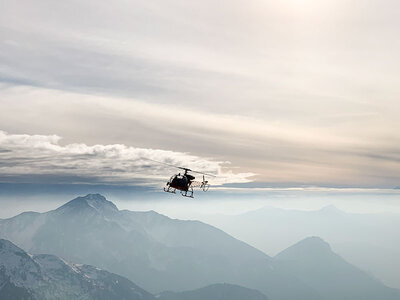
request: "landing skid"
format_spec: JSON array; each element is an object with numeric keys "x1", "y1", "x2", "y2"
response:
[
  {"x1": 164, "y1": 186, "x2": 176, "y2": 194},
  {"x1": 164, "y1": 185, "x2": 194, "y2": 198},
  {"x1": 180, "y1": 186, "x2": 194, "y2": 198}
]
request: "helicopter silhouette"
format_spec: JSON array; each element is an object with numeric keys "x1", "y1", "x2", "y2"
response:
[{"x1": 143, "y1": 158, "x2": 215, "y2": 198}]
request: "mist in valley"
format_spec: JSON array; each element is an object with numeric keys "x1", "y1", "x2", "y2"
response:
[{"x1": 1, "y1": 191, "x2": 399, "y2": 299}]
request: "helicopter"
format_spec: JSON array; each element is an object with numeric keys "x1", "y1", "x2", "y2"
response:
[{"x1": 143, "y1": 158, "x2": 215, "y2": 198}]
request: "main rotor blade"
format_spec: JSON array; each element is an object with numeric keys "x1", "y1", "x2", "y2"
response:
[
  {"x1": 140, "y1": 157, "x2": 216, "y2": 177},
  {"x1": 188, "y1": 169, "x2": 217, "y2": 177},
  {"x1": 140, "y1": 157, "x2": 186, "y2": 170}
]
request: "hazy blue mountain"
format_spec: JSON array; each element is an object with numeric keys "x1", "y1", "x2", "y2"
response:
[
  {"x1": 0, "y1": 194, "x2": 320, "y2": 300},
  {"x1": 0, "y1": 238, "x2": 156, "y2": 300},
  {"x1": 158, "y1": 283, "x2": 268, "y2": 300},
  {"x1": 200, "y1": 205, "x2": 400, "y2": 288},
  {"x1": 275, "y1": 236, "x2": 400, "y2": 300}
]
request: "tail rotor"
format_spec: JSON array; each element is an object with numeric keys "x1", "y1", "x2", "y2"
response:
[{"x1": 201, "y1": 175, "x2": 210, "y2": 192}]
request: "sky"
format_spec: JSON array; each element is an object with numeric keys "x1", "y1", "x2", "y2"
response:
[{"x1": 1, "y1": 0, "x2": 400, "y2": 211}]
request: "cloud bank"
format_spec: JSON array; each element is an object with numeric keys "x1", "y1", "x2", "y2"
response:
[{"x1": 0, "y1": 130, "x2": 253, "y2": 186}]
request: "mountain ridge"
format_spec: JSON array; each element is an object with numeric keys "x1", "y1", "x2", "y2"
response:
[
  {"x1": 1, "y1": 194, "x2": 398, "y2": 300},
  {"x1": 158, "y1": 283, "x2": 269, "y2": 300},
  {"x1": 0, "y1": 238, "x2": 272, "y2": 300},
  {"x1": 0, "y1": 194, "x2": 317, "y2": 300}
]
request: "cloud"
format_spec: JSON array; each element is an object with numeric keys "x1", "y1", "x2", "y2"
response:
[
  {"x1": 0, "y1": 130, "x2": 254, "y2": 186},
  {"x1": 1, "y1": 84, "x2": 400, "y2": 188},
  {"x1": 1, "y1": 0, "x2": 400, "y2": 188}
]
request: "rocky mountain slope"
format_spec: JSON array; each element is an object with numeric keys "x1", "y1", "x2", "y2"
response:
[
  {"x1": 0, "y1": 238, "x2": 271, "y2": 300},
  {"x1": 0, "y1": 238, "x2": 155, "y2": 300}
]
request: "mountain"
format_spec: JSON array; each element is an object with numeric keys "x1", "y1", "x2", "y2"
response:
[
  {"x1": 275, "y1": 236, "x2": 400, "y2": 300},
  {"x1": 158, "y1": 283, "x2": 269, "y2": 300},
  {"x1": 199, "y1": 205, "x2": 400, "y2": 288},
  {"x1": 0, "y1": 194, "x2": 318, "y2": 300},
  {"x1": 1, "y1": 194, "x2": 398, "y2": 300},
  {"x1": 0, "y1": 238, "x2": 156, "y2": 300},
  {"x1": 0, "y1": 238, "x2": 272, "y2": 300}
]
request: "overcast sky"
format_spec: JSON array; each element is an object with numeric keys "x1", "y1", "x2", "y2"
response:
[{"x1": 1, "y1": 0, "x2": 400, "y2": 190}]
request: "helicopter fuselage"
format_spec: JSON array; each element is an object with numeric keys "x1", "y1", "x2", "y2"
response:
[{"x1": 169, "y1": 174, "x2": 195, "y2": 191}]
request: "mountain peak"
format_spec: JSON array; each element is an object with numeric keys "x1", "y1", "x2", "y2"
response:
[
  {"x1": 275, "y1": 236, "x2": 332, "y2": 261},
  {"x1": 56, "y1": 194, "x2": 118, "y2": 214},
  {"x1": 295, "y1": 236, "x2": 330, "y2": 249},
  {"x1": 318, "y1": 205, "x2": 344, "y2": 215},
  {"x1": 82, "y1": 193, "x2": 118, "y2": 211},
  {"x1": 84, "y1": 193, "x2": 106, "y2": 200}
]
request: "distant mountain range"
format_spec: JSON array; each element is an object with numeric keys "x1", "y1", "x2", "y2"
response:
[
  {"x1": 275, "y1": 236, "x2": 400, "y2": 300},
  {"x1": 200, "y1": 204, "x2": 400, "y2": 288},
  {"x1": 0, "y1": 194, "x2": 314, "y2": 300},
  {"x1": 0, "y1": 194, "x2": 398, "y2": 300}
]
